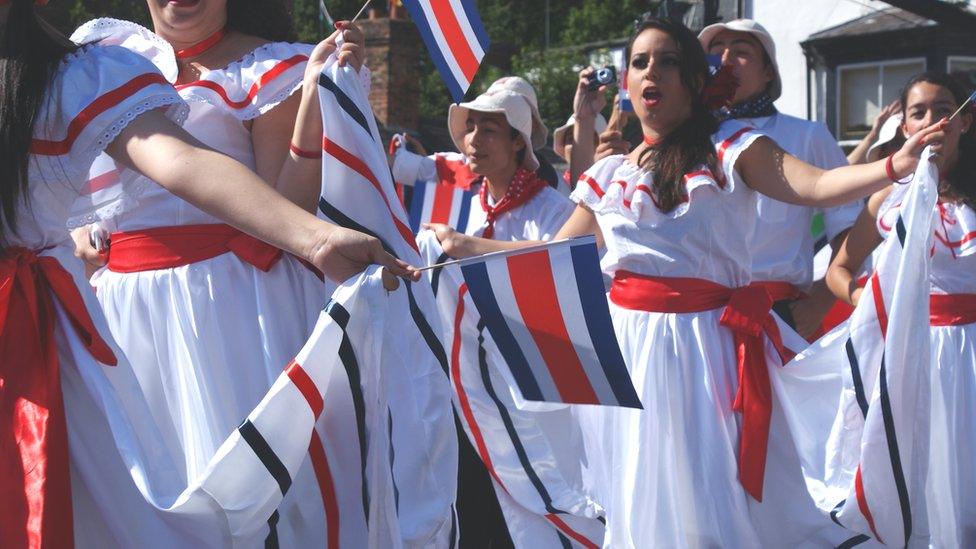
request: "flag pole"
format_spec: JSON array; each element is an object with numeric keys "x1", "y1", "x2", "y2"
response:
[
  {"x1": 349, "y1": 0, "x2": 372, "y2": 24},
  {"x1": 948, "y1": 91, "x2": 976, "y2": 121},
  {"x1": 415, "y1": 257, "x2": 464, "y2": 272}
]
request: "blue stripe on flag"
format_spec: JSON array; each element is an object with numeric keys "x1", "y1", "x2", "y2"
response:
[
  {"x1": 569, "y1": 242, "x2": 642, "y2": 409},
  {"x1": 455, "y1": 189, "x2": 473, "y2": 233},
  {"x1": 460, "y1": 261, "x2": 545, "y2": 401},
  {"x1": 408, "y1": 179, "x2": 428, "y2": 233},
  {"x1": 318, "y1": 73, "x2": 373, "y2": 139},
  {"x1": 459, "y1": 0, "x2": 491, "y2": 53},
  {"x1": 401, "y1": 0, "x2": 466, "y2": 102}
]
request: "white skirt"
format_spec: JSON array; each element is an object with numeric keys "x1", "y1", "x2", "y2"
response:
[
  {"x1": 578, "y1": 303, "x2": 852, "y2": 548},
  {"x1": 90, "y1": 253, "x2": 361, "y2": 546},
  {"x1": 925, "y1": 323, "x2": 976, "y2": 547}
]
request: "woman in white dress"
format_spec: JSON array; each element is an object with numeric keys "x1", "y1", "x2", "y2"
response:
[
  {"x1": 826, "y1": 71, "x2": 976, "y2": 546},
  {"x1": 0, "y1": 1, "x2": 407, "y2": 546},
  {"x1": 69, "y1": 2, "x2": 375, "y2": 544},
  {"x1": 426, "y1": 16, "x2": 946, "y2": 548}
]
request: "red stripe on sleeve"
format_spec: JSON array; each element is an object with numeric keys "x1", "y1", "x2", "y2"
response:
[
  {"x1": 429, "y1": 0, "x2": 480, "y2": 82},
  {"x1": 30, "y1": 73, "x2": 170, "y2": 156},
  {"x1": 506, "y1": 250, "x2": 599, "y2": 404},
  {"x1": 285, "y1": 360, "x2": 324, "y2": 418}
]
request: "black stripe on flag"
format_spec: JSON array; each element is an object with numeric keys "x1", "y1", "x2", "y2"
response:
[
  {"x1": 557, "y1": 531, "x2": 573, "y2": 549},
  {"x1": 878, "y1": 353, "x2": 913, "y2": 542},
  {"x1": 264, "y1": 510, "x2": 280, "y2": 549},
  {"x1": 829, "y1": 499, "x2": 846, "y2": 527},
  {"x1": 895, "y1": 216, "x2": 907, "y2": 247},
  {"x1": 238, "y1": 420, "x2": 292, "y2": 496},
  {"x1": 845, "y1": 339, "x2": 870, "y2": 418},
  {"x1": 448, "y1": 504, "x2": 458, "y2": 549},
  {"x1": 318, "y1": 72, "x2": 373, "y2": 139},
  {"x1": 319, "y1": 197, "x2": 397, "y2": 258},
  {"x1": 325, "y1": 300, "x2": 371, "y2": 524},
  {"x1": 837, "y1": 534, "x2": 871, "y2": 548},
  {"x1": 405, "y1": 282, "x2": 450, "y2": 376},
  {"x1": 476, "y1": 321, "x2": 566, "y2": 516},
  {"x1": 388, "y1": 407, "x2": 400, "y2": 514},
  {"x1": 430, "y1": 251, "x2": 450, "y2": 296}
]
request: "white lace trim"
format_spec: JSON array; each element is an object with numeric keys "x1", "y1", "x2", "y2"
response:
[{"x1": 69, "y1": 18, "x2": 179, "y2": 82}]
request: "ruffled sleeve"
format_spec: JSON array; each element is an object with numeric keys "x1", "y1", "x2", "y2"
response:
[
  {"x1": 70, "y1": 18, "x2": 178, "y2": 83},
  {"x1": 711, "y1": 119, "x2": 764, "y2": 190},
  {"x1": 176, "y1": 42, "x2": 313, "y2": 120},
  {"x1": 31, "y1": 43, "x2": 188, "y2": 187}
]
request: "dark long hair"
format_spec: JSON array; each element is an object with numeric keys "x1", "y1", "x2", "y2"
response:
[
  {"x1": 0, "y1": 0, "x2": 77, "y2": 246},
  {"x1": 226, "y1": 0, "x2": 296, "y2": 42},
  {"x1": 900, "y1": 71, "x2": 976, "y2": 209},
  {"x1": 627, "y1": 17, "x2": 719, "y2": 213}
]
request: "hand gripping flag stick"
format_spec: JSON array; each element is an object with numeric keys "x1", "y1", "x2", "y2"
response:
[{"x1": 948, "y1": 90, "x2": 976, "y2": 121}]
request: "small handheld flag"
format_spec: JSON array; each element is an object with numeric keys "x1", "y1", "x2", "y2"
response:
[
  {"x1": 407, "y1": 180, "x2": 475, "y2": 234},
  {"x1": 400, "y1": 0, "x2": 490, "y2": 102},
  {"x1": 454, "y1": 237, "x2": 642, "y2": 408}
]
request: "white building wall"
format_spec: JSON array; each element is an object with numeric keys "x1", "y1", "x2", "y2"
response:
[{"x1": 745, "y1": 0, "x2": 873, "y2": 120}]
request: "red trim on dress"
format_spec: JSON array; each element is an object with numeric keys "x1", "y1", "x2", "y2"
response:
[{"x1": 175, "y1": 55, "x2": 308, "y2": 110}]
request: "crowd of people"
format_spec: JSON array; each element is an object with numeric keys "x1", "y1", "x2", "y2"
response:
[{"x1": 2, "y1": 0, "x2": 973, "y2": 547}]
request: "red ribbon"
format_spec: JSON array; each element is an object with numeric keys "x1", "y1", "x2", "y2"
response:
[
  {"x1": 930, "y1": 293, "x2": 976, "y2": 326},
  {"x1": 478, "y1": 168, "x2": 547, "y2": 240},
  {"x1": 107, "y1": 224, "x2": 283, "y2": 273},
  {"x1": 609, "y1": 272, "x2": 799, "y2": 502},
  {"x1": 1, "y1": 247, "x2": 117, "y2": 548},
  {"x1": 174, "y1": 28, "x2": 226, "y2": 60}
]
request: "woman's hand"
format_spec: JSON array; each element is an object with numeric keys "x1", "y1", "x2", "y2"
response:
[
  {"x1": 891, "y1": 117, "x2": 948, "y2": 178},
  {"x1": 574, "y1": 68, "x2": 608, "y2": 123},
  {"x1": 424, "y1": 223, "x2": 471, "y2": 258},
  {"x1": 870, "y1": 99, "x2": 901, "y2": 136},
  {"x1": 304, "y1": 20, "x2": 366, "y2": 84},
  {"x1": 308, "y1": 226, "x2": 418, "y2": 289},
  {"x1": 71, "y1": 225, "x2": 108, "y2": 278}
]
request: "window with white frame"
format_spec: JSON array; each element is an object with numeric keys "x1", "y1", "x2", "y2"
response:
[
  {"x1": 838, "y1": 59, "x2": 925, "y2": 140},
  {"x1": 949, "y1": 56, "x2": 976, "y2": 85}
]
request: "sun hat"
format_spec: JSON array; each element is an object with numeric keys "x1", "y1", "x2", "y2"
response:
[
  {"x1": 448, "y1": 87, "x2": 541, "y2": 170},
  {"x1": 552, "y1": 114, "x2": 608, "y2": 159},
  {"x1": 483, "y1": 76, "x2": 549, "y2": 149},
  {"x1": 698, "y1": 19, "x2": 782, "y2": 100}
]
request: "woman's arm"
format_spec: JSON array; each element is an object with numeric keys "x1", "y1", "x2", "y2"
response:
[
  {"x1": 424, "y1": 203, "x2": 603, "y2": 259},
  {"x1": 105, "y1": 109, "x2": 415, "y2": 284},
  {"x1": 825, "y1": 188, "x2": 890, "y2": 305},
  {"x1": 739, "y1": 119, "x2": 945, "y2": 207}
]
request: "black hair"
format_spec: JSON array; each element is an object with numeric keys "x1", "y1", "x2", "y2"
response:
[
  {"x1": 626, "y1": 16, "x2": 719, "y2": 212},
  {"x1": 900, "y1": 71, "x2": 976, "y2": 208},
  {"x1": 0, "y1": 0, "x2": 78, "y2": 246},
  {"x1": 226, "y1": 0, "x2": 296, "y2": 42}
]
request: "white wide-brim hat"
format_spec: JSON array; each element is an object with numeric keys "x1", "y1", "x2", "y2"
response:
[
  {"x1": 553, "y1": 114, "x2": 608, "y2": 159},
  {"x1": 698, "y1": 19, "x2": 782, "y2": 101},
  {"x1": 868, "y1": 113, "x2": 904, "y2": 158},
  {"x1": 448, "y1": 89, "x2": 540, "y2": 171},
  {"x1": 484, "y1": 76, "x2": 549, "y2": 149}
]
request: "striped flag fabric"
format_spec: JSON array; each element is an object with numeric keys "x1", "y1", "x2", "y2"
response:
[
  {"x1": 772, "y1": 148, "x2": 940, "y2": 547},
  {"x1": 400, "y1": 0, "x2": 490, "y2": 102},
  {"x1": 407, "y1": 179, "x2": 475, "y2": 234},
  {"x1": 453, "y1": 236, "x2": 641, "y2": 408}
]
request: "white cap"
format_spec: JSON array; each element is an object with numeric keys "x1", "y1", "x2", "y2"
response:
[
  {"x1": 698, "y1": 19, "x2": 782, "y2": 101},
  {"x1": 552, "y1": 114, "x2": 608, "y2": 160},
  {"x1": 483, "y1": 76, "x2": 548, "y2": 149},
  {"x1": 449, "y1": 89, "x2": 540, "y2": 170},
  {"x1": 867, "y1": 113, "x2": 904, "y2": 158}
]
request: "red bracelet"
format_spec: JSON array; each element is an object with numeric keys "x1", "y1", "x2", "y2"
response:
[
  {"x1": 290, "y1": 143, "x2": 320, "y2": 159},
  {"x1": 885, "y1": 154, "x2": 899, "y2": 182}
]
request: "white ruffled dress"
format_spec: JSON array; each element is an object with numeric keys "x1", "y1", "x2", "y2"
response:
[
  {"x1": 73, "y1": 20, "x2": 360, "y2": 547},
  {"x1": 569, "y1": 120, "x2": 851, "y2": 548},
  {"x1": 877, "y1": 185, "x2": 976, "y2": 546}
]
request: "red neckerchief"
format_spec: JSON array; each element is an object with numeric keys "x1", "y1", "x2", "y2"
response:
[
  {"x1": 175, "y1": 28, "x2": 226, "y2": 59},
  {"x1": 478, "y1": 168, "x2": 547, "y2": 239}
]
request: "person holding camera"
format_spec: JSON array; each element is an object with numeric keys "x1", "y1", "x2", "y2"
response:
[
  {"x1": 700, "y1": 19, "x2": 862, "y2": 341},
  {"x1": 554, "y1": 67, "x2": 612, "y2": 191}
]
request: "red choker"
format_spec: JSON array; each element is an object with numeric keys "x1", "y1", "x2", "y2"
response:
[
  {"x1": 175, "y1": 28, "x2": 226, "y2": 59},
  {"x1": 643, "y1": 135, "x2": 661, "y2": 147}
]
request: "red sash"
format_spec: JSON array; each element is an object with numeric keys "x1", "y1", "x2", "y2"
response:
[
  {"x1": 930, "y1": 293, "x2": 976, "y2": 326},
  {"x1": 107, "y1": 224, "x2": 282, "y2": 273},
  {"x1": 609, "y1": 271, "x2": 800, "y2": 502},
  {"x1": 1, "y1": 247, "x2": 118, "y2": 549}
]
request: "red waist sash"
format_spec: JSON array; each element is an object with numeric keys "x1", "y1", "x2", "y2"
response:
[
  {"x1": 609, "y1": 271, "x2": 800, "y2": 502},
  {"x1": 930, "y1": 293, "x2": 976, "y2": 326},
  {"x1": 1, "y1": 247, "x2": 118, "y2": 548},
  {"x1": 107, "y1": 223, "x2": 282, "y2": 273}
]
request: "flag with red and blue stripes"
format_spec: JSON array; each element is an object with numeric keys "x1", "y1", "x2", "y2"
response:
[
  {"x1": 401, "y1": 0, "x2": 490, "y2": 102},
  {"x1": 456, "y1": 236, "x2": 641, "y2": 408},
  {"x1": 407, "y1": 179, "x2": 475, "y2": 234}
]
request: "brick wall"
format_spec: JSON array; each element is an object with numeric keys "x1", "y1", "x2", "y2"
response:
[{"x1": 360, "y1": 17, "x2": 421, "y2": 133}]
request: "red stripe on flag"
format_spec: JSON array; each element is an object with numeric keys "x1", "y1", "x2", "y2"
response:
[
  {"x1": 175, "y1": 55, "x2": 308, "y2": 109},
  {"x1": 429, "y1": 0, "x2": 480, "y2": 82},
  {"x1": 870, "y1": 271, "x2": 889, "y2": 340},
  {"x1": 30, "y1": 73, "x2": 170, "y2": 156},
  {"x1": 545, "y1": 514, "x2": 599, "y2": 549},
  {"x1": 322, "y1": 137, "x2": 420, "y2": 253},
  {"x1": 855, "y1": 466, "x2": 884, "y2": 543},
  {"x1": 429, "y1": 183, "x2": 456, "y2": 225},
  {"x1": 309, "y1": 431, "x2": 341, "y2": 549},
  {"x1": 285, "y1": 360, "x2": 324, "y2": 418},
  {"x1": 506, "y1": 250, "x2": 599, "y2": 404}
]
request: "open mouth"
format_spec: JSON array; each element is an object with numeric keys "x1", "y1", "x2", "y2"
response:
[
  {"x1": 168, "y1": 0, "x2": 202, "y2": 8},
  {"x1": 641, "y1": 88, "x2": 662, "y2": 108}
]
